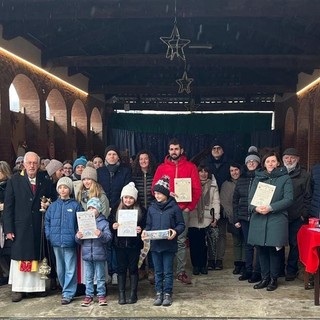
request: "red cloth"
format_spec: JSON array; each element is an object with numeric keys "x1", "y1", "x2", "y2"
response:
[
  {"x1": 20, "y1": 260, "x2": 32, "y2": 272},
  {"x1": 297, "y1": 225, "x2": 320, "y2": 273},
  {"x1": 31, "y1": 184, "x2": 36, "y2": 194}
]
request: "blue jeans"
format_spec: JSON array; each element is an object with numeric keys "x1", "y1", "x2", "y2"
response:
[
  {"x1": 53, "y1": 247, "x2": 77, "y2": 299},
  {"x1": 84, "y1": 260, "x2": 106, "y2": 297},
  {"x1": 152, "y1": 251, "x2": 175, "y2": 294}
]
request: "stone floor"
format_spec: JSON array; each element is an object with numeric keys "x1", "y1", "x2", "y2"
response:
[{"x1": 0, "y1": 241, "x2": 319, "y2": 319}]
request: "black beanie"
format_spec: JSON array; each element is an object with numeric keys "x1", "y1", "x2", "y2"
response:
[
  {"x1": 153, "y1": 175, "x2": 170, "y2": 197},
  {"x1": 104, "y1": 145, "x2": 121, "y2": 158}
]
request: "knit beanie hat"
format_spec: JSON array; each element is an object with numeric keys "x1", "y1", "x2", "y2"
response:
[
  {"x1": 46, "y1": 159, "x2": 63, "y2": 177},
  {"x1": 245, "y1": 146, "x2": 261, "y2": 164},
  {"x1": 15, "y1": 156, "x2": 24, "y2": 164},
  {"x1": 56, "y1": 177, "x2": 74, "y2": 194},
  {"x1": 153, "y1": 175, "x2": 170, "y2": 197},
  {"x1": 87, "y1": 197, "x2": 102, "y2": 213},
  {"x1": 120, "y1": 182, "x2": 138, "y2": 200},
  {"x1": 283, "y1": 148, "x2": 300, "y2": 157},
  {"x1": 81, "y1": 166, "x2": 97, "y2": 182},
  {"x1": 73, "y1": 156, "x2": 87, "y2": 170},
  {"x1": 211, "y1": 138, "x2": 225, "y2": 150},
  {"x1": 104, "y1": 145, "x2": 120, "y2": 158}
]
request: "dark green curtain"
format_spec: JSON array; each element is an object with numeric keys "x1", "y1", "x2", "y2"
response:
[{"x1": 106, "y1": 113, "x2": 278, "y2": 164}]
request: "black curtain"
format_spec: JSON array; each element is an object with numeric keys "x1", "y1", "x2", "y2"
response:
[{"x1": 106, "y1": 113, "x2": 279, "y2": 164}]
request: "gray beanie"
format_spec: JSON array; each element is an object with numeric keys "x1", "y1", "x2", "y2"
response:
[
  {"x1": 81, "y1": 166, "x2": 97, "y2": 182},
  {"x1": 46, "y1": 159, "x2": 63, "y2": 177},
  {"x1": 56, "y1": 177, "x2": 74, "y2": 194},
  {"x1": 245, "y1": 146, "x2": 261, "y2": 164},
  {"x1": 120, "y1": 182, "x2": 138, "y2": 201}
]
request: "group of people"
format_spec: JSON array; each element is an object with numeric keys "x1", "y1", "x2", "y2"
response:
[{"x1": 0, "y1": 138, "x2": 315, "y2": 308}]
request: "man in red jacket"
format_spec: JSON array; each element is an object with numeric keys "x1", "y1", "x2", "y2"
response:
[{"x1": 152, "y1": 138, "x2": 201, "y2": 284}]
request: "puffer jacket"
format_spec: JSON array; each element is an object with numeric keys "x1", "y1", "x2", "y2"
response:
[
  {"x1": 233, "y1": 169, "x2": 256, "y2": 223},
  {"x1": 152, "y1": 155, "x2": 201, "y2": 211},
  {"x1": 145, "y1": 197, "x2": 185, "y2": 253},
  {"x1": 247, "y1": 167, "x2": 293, "y2": 247},
  {"x1": 45, "y1": 198, "x2": 82, "y2": 247},
  {"x1": 75, "y1": 214, "x2": 112, "y2": 261}
]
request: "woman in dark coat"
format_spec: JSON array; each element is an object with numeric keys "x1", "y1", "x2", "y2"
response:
[
  {"x1": 0, "y1": 161, "x2": 12, "y2": 285},
  {"x1": 247, "y1": 151, "x2": 293, "y2": 291}
]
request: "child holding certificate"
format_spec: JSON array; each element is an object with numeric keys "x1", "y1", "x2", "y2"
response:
[
  {"x1": 142, "y1": 176, "x2": 185, "y2": 307},
  {"x1": 44, "y1": 177, "x2": 82, "y2": 305},
  {"x1": 108, "y1": 182, "x2": 146, "y2": 305},
  {"x1": 75, "y1": 197, "x2": 112, "y2": 307}
]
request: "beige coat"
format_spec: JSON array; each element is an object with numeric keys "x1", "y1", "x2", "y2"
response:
[{"x1": 189, "y1": 176, "x2": 220, "y2": 228}]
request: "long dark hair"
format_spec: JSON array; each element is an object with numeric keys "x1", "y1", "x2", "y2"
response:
[{"x1": 132, "y1": 150, "x2": 157, "y2": 176}]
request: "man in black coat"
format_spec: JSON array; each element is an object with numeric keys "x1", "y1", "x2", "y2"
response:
[
  {"x1": 282, "y1": 148, "x2": 311, "y2": 281},
  {"x1": 3, "y1": 152, "x2": 54, "y2": 302},
  {"x1": 201, "y1": 139, "x2": 232, "y2": 270}
]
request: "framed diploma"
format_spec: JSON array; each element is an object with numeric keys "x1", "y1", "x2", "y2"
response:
[
  {"x1": 174, "y1": 178, "x2": 192, "y2": 202},
  {"x1": 250, "y1": 182, "x2": 276, "y2": 206},
  {"x1": 76, "y1": 211, "x2": 98, "y2": 239},
  {"x1": 117, "y1": 209, "x2": 138, "y2": 237}
]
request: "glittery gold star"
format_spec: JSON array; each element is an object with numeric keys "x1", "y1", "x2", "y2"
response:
[
  {"x1": 176, "y1": 71, "x2": 194, "y2": 94},
  {"x1": 160, "y1": 24, "x2": 190, "y2": 61}
]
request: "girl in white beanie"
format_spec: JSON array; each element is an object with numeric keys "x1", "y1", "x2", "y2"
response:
[{"x1": 108, "y1": 182, "x2": 146, "y2": 305}]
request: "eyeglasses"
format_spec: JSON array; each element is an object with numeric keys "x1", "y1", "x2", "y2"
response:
[
  {"x1": 16, "y1": 161, "x2": 24, "y2": 164},
  {"x1": 63, "y1": 167, "x2": 72, "y2": 170}
]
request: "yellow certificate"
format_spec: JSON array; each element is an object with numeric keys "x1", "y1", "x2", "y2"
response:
[
  {"x1": 250, "y1": 182, "x2": 276, "y2": 206},
  {"x1": 174, "y1": 178, "x2": 192, "y2": 202}
]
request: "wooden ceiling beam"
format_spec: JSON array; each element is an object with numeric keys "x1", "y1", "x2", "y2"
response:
[
  {"x1": 89, "y1": 84, "x2": 294, "y2": 96},
  {"x1": 47, "y1": 54, "x2": 320, "y2": 69},
  {"x1": 0, "y1": 0, "x2": 320, "y2": 20}
]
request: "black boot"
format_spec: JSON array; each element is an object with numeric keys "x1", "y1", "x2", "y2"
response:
[
  {"x1": 248, "y1": 272, "x2": 262, "y2": 283},
  {"x1": 266, "y1": 278, "x2": 278, "y2": 291},
  {"x1": 232, "y1": 261, "x2": 242, "y2": 275},
  {"x1": 128, "y1": 274, "x2": 138, "y2": 304},
  {"x1": 118, "y1": 274, "x2": 127, "y2": 305},
  {"x1": 253, "y1": 278, "x2": 270, "y2": 289},
  {"x1": 239, "y1": 270, "x2": 252, "y2": 281}
]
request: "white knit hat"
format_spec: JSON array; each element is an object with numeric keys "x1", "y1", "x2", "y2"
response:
[
  {"x1": 56, "y1": 177, "x2": 74, "y2": 194},
  {"x1": 120, "y1": 182, "x2": 138, "y2": 201}
]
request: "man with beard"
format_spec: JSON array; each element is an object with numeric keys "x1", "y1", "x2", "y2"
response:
[
  {"x1": 152, "y1": 138, "x2": 201, "y2": 284},
  {"x1": 282, "y1": 148, "x2": 311, "y2": 281}
]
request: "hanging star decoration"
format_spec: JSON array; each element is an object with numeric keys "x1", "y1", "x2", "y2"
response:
[
  {"x1": 160, "y1": 23, "x2": 190, "y2": 61},
  {"x1": 176, "y1": 71, "x2": 194, "y2": 94}
]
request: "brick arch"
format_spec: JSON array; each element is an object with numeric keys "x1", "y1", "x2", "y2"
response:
[
  {"x1": 90, "y1": 107, "x2": 104, "y2": 156},
  {"x1": 11, "y1": 73, "x2": 41, "y2": 152},
  {"x1": 283, "y1": 107, "x2": 295, "y2": 149},
  {"x1": 46, "y1": 89, "x2": 68, "y2": 160},
  {"x1": 71, "y1": 99, "x2": 87, "y2": 157},
  {"x1": 297, "y1": 102, "x2": 310, "y2": 167}
]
